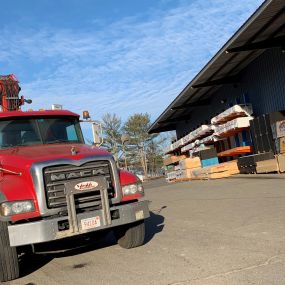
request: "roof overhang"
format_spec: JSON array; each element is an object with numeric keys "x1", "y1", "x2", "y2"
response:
[{"x1": 149, "y1": 0, "x2": 285, "y2": 134}]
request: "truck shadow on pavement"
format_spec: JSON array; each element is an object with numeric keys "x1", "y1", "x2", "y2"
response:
[
  {"x1": 144, "y1": 209, "x2": 165, "y2": 244},
  {"x1": 18, "y1": 210, "x2": 165, "y2": 279}
]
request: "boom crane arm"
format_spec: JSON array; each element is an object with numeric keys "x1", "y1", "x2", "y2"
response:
[{"x1": 0, "y1": 74, "x2": 30, "y2": 112}]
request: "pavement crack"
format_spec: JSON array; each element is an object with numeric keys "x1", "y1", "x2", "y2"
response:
[{"x1": 167, "y1": 255, "x2": 284, "y2": 285}]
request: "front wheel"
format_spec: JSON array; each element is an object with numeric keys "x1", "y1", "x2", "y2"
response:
[
  {"x1": 113, "y1": 220, "x2": 145, "y2": 249},
  {"x1": 0, "y1": 222, "x2": 19, "y2": 282}
]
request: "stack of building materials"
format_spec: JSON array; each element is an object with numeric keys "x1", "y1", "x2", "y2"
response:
[
  {"x1": 250, "y1": 114, "x2": 278, "y2": 154},
  {"x1": 219, "y1": 160, "x2": 240, "y2": 175},
  {"x1": 239, "y1": 111, "x2": 285, "y2": 173},
  {"x1": 190, "y1": 164, "x2": 231, "y2": 180},
  {"x1": 211, "y1": 104, "x2": 253, "y2": 125},
  {"x1": 163, "y1": 155, "x2": 186, "y2": 166},
  {"x1": 199, "y1": 134, "x2": 220, "y2": 145},
  {"x1": 276, "y1": 119, "x2": 285, "y2": 172},
  {"x1": 179, "y1": 157, "x2": 202, "y2": 179},
  {"x1": 179, "y1": 159, "x2": 239, "y2": 180},
  {"x1": 166, "y1": 171, "x2": 178, "y2": 182},
  {"x1": 197, "y1": 148, "x2": 219, "y2": 167},
  {"x1": 215, "y1": 117, "x2": 253, "y2": 138},
  {"x1": 211, "y1": 105, "x2": 254, "y2": 158},
  {"x1": 277, "y1": 154, "x2": 285, "y2": 173},
  {"x1": 237, "y1": 152, "x2": 275, "y2": 174},
  {"x1": 181, "y1": 125, "x2": 214, "y2": 153},
  {"x1": 256, "y1": 158, "x2": 279, "y2": 174},
  {"x1": 218, "y1": 146, "x2": 253, "y2": 157},
  {"x1": 181, "y1": 142, "x2": 196, "y2": 153},
  {"x1": 273, "y1": 116, "x2": 285, "y2": 173}
]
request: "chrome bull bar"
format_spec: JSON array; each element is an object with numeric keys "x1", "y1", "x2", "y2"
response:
[{"x1": 64, "y1": 176, "x2": 112, "y2": 233}]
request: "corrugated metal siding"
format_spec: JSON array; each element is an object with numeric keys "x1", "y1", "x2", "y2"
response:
[
  {"x1": 176, "y1": 47, "x2": 285, "y2": 138},
  {"x1": 176, "y1": 84, "x2": 244, "y2": 138},
  {"x1": 241, "y1": 47, "x2": 285, "y2": 115}
]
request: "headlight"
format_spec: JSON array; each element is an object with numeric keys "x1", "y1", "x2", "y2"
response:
[
  {"x1": 122, "y1": 182, "x2": 144, "y2": 196},
  {"x1": 0, "y1": 200, "x2": 35, "y2": 216}
]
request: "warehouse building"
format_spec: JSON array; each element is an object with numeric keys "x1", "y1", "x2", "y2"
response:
[
  {"x1": 149, "y1": 0, "x2": 285, "y2": 137},
  {"x1": 148, "y1": 0, "x2": 285, "y2": 180}
]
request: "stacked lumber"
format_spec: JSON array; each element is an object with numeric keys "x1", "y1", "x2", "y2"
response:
[
  {"x1": 217, "y1": 146, "x2": 253, "y2": 157},
  {"x1": 219, "y1": 160, "x2": 240, "y2": 175},
  {"x1": 190, "y1": 164, "x2": 231, "y2": 180},
  {"x1": 179, "y1": 157, "x2": 202, "y2": 180},
  {"x1": 180, "y1": 168, "x2": 201, "y2": 179},
  {"x1": 163, "y1": 155, "x2": 186, "y2": 166},
  {"x1": 171, "y1": 159, "x2": 240, "y2": 182},
  {"x1": 179, "y1": 157, "x2": 201, "y2": 170},
  {"x1": 214, "y1": 117, "x2": 253, "y2": 138},
  {"x1": 211, "y1": 104, "x2": 253, "y2": 125},
  {"x1": 277, "y1": 154, "x2": 285, "y2": 173}
]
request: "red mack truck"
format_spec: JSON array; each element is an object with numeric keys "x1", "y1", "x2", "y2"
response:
[{"x1": 0, "y1": 75, "x2": 149, "y2": 281}]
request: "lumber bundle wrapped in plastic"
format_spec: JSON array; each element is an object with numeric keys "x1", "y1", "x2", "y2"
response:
[
  {"x1": 166, "y1": 171, "x2": 177, "y2": 181},
  {"x1": 215, "y1": 117, "x2": 253, "y2": 137},
  {"x1": 163, "y1": 155, "x2": 186, "y2": 166},
  {"x1": 181, "y1": 142, "x2": 196, "y2": 153},
  {"x1": 172, "y1": 138, "x2": 184, "y2": 151},
  {"x1": 198, "y1": 134, "x2": 220, "y2": 145},
  {"x1": 182, "y1": 125, "x2": 214, "y2": 145},
  {"x1": 211, "y1": 104, "x2": 253, "y2": 125}
]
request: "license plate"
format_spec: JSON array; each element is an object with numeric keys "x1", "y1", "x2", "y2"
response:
[
  {"x1": 81, "y1": 216, "x2": 101, "y2": 231},
  {"x1": 135, "y1": 210, "x2": 144, "y2": 220}
]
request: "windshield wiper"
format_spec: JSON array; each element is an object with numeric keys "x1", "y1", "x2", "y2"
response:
[
  {"x1": 45, "y1": 140, "x2": 79, "y2": 145},
  {"x1": 45, "y1": 139, "x2": 71, "y2": 144}
]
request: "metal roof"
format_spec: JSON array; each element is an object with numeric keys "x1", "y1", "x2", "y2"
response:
[{"x1": 149, "y1": 0, "x2": 285, "y2": 134}]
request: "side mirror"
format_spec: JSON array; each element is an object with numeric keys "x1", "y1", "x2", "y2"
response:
[
  {"x1": 80, "y1": 111, "x2": 103, "y2": 146},
  {"x1": 92, "y1": 122, "x2": 103, "y2": 146}
]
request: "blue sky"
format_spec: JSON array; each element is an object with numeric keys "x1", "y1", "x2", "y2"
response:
[{"x1": 0, "y1": 0, "x2": 263, "y2": 127}]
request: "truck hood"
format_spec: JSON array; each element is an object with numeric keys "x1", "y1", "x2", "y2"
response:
[
  {"x1": 0, "y1": 144, "x2": 112, "y2": 221},
  {"x1": 0, "y1": 143, "x2": 111, "y2": 166}
]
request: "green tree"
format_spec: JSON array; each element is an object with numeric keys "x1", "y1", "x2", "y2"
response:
[
  {"x1": 101, "y1": 113, "x2": 122, "y2": 163},
  {"x1": 124, "y1": 113, "x2": 156, "y2": 176}
]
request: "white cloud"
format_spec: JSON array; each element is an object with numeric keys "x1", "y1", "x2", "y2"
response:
[{"x1": 0, "y1": 0, "x2": 263, "y2": 123}]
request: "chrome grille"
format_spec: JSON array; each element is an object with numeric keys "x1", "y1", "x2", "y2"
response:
[{"x1": 43, "y1": 161, "x2": 115, "y2": 209}]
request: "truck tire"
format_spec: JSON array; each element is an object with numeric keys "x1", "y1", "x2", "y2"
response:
[
  {"x1": 113, "y1": 220, "x2": 145, "y2": 249},
  {"x1": 0, "y1": 222, "x2": 19, "y2": 282}
]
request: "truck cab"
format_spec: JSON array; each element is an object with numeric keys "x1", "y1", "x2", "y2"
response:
[{"x1": 0, "y1": 76, "x2": 149, "y2": 282}]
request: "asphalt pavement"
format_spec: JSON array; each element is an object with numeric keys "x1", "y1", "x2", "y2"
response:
[{"x1": 7, "y1": 175, "x2": 285, "y2": 285}]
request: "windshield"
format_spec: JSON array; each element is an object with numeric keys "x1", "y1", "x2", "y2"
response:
[{"x1": 0, "y1": 116, "x2": 84, "y2": 149}]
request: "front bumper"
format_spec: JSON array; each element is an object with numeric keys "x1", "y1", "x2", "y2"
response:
[{"x1": 8, "y1": 200, "x2": 149, "y2": 247}]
